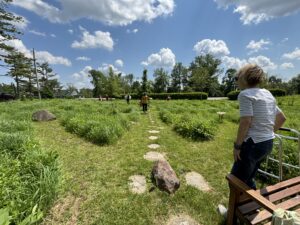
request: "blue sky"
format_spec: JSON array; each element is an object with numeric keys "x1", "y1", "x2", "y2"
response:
[{"x1": 1, "y1": 0, "x2": 300, "y2": 89}]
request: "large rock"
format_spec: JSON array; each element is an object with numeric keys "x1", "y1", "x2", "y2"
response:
[
  {"x1": 151, "y1": 160, "x2": 180, "y2": 194},
  {"x1": 32, "y1": 110, "x2": 56, "y2": 121}
]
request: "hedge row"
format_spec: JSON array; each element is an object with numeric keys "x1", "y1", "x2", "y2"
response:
[
  {"x1": 151, "y1": 92, "x2": 208, "y2": 100},
  {"x1": 227, "y1": 88, "x2": 287, "y2": 100}
]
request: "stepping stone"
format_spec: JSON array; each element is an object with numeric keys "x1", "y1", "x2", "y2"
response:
[
  {"x1": 185, "y1": 172, "x2": 211, "y2": 192},
  {"x1": 149, "y1": 136, "x2": 158, "y2": 140},
  {"x1": 166, "y1": 214, "x2": 200, "y2": 225},
  {"x1": 128, "y1": 175, "x2": 146, "y2": 194},
  {"x1": 148, "y1": 144, "x2": 160, "y2": 149},
  {"x1": 143, "y1": 151, "x2": 166, "y2": 161},
  {"x1": 148, "y1": 130, "x2": 160, "y2": 134}
]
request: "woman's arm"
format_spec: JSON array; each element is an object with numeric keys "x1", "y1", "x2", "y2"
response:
[
  {"x1": 274, "y1": 112, "x2": 286, "y2": 132},
  {"x1": 234, "y1": 116, "x2": 252, "y2": 161}
]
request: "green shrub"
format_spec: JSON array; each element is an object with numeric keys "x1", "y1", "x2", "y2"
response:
[
  {"x1": 173, "y1": 116, "x2": 215, "y2": 141},
  {"x1": 227, "y1": 91, "x2": 240, "y2": 100},
  {"x1": 269, "y1": 88, "x2": 286, "y2": 97},
  {"x1": 159, "y1": 110, "x2": 174, "y2": 124}
]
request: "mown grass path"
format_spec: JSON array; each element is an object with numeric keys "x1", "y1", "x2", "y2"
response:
[{"x1": 34, "y1": 105, "x2": 237, "y2": 225}]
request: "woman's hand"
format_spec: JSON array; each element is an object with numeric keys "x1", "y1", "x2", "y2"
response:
[{"x1": 233, "y1": 149, "x2": 241, "y2": 162}]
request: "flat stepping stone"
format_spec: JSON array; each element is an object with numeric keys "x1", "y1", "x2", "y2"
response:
[
  {"x1": 128, "y1": 175, "x2": 146, "y2": 194},
  {"x1": 148, "y1": 144, "x2": 160, "y2": 149},
  {"x1": 185, "y1": 171, "x2": 211, "y2": 192},
  {"x1": 143, "y1": 151, "x2": 166, "y2": 161},
  {"x1": 149, "y1": 136, "x2": 159, "y2": 140},
  {"x1": 148, "y1": 130, "x2": 160, "y2": 134},
  {"x1": 166, "y1": 215, "x2": 200, "y2": 225}
]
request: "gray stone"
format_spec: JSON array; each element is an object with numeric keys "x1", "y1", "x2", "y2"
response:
[
  {"x1": 129, "y1": 175, "x2": 147, "y2": 194},
  {"x1": 143, "y1": 151, "x2": 166, "y2": 161},
  {"x1": 166, "y1": 215, "x2": 200, "y2": 225},
  {"x1": 149, "y1": 136, "x2": 159, "y2": 140},
  {"x1": 148, "y1": 144, "x2": 160, "y2": 149},
  {"x1": 185, "y1": 172, "x2": 211, "y2": 192},
  {"x1": 32, "y1": 110, "x2": 56, "y2": 121},
  {"x1": 151, "y1": 160, "x2": 180, "y2": 194},
  {"x1": 148, "y1": 130, "x2": 160, "y2": 134}
]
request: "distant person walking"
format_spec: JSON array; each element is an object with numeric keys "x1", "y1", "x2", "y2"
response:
[
  {"x1": 140, "y1": 92, "x2": 149, "y2": 113},
  {"x1": 231, "y1": 64, "x2": 286, "y2": 190},
  {"x1": 125, "y1": 94, "x2": 131, "y2": 104}
]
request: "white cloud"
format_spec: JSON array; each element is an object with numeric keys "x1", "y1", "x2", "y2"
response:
[
  {"x1": 99, "y1": 63, "x2": 124, "y2": 75},
  {"x1": 215, "y1": 0, "x2": 300, "y2": 25},
  {"x1": 282, "y1": 48, "x2": 300, "y2": 60},
  {"x1": 193, "y1": 39, "x2": 230, "y2": 57},
  {"x1": 126, "y1": 28, "x2": 139, "y2": 34},
  {"x1": 221, "y1": 55, "x2": 277, "y2": 72},
  {"x1": 114, "y1": 59, "x2": 124, "y2": 67},
  {"x1": 51, "y1": 34, "x2": 56, "y2": 38},
  {"x1": 29, "y1": 30, "x2": 46, "y2": 37},
  {"x1": 72, "y1": 66, "x2": 93, "y2": 89},
  {"x1": 11, "y1": 14, "x2": 29, "y2": 30},
  {"x1": 5, "y1": 39, "x2": 71, "y2": 66},
  {"x1": 281, "y1": 37, "x2": 289, "y2": 43},
  {"x1": 248, "y1": 55, "x2": 277, "y2": 71},
  {"x1": 142, "y1": 48, "x2": 176, "y2": 68},
  {"x1": 71, "y1": 30, "x2": 114, "y2": 51},
  {"x1": 12, "y1": 0, "x2": 175, "y2": 26},
  {"x1": 246, "y1": 39, "x2": 271, "y2": 54},
  {"x1": 222, "y1": 56, "x2": 248, "y2": 70},
  {"x1": 280, "y1": 62, "x2": 294, "y2": 69},
  {"x1": 68, "y1": 29, "x2": 74, "y2": 34},
  {"x1": 76, "y1": 56, "x2": 91, "y2": 61}
]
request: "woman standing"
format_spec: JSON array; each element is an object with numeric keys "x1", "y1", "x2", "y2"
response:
[{"x1": 231, "y1": 64, "x2": 286, "y2": 190}]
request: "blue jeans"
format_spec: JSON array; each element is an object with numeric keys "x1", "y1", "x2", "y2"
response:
[{"x1": 231, "y1": 138, "x2": 273, "y2": 190}]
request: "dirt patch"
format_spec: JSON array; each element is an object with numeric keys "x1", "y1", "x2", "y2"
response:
[{"x1": 66, "y1": 197, "x2": 82, "y2": 225}]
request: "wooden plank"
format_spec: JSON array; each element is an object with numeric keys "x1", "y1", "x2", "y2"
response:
[
  {"x1": 239, "y1": 183, "x2": 300, "y2": 215},
  {"x1": 239, "y1": 176, "x2": 300, "y2": 203},
  {"x1": 227, "y1": 175, "x2": 277, "y2": 213},
  {"x1": 227, "y1": 185, "x2": 239, "y2": 225},
  {"x1": 246, "y1": 196, "x2": 300, "y2": 224}
]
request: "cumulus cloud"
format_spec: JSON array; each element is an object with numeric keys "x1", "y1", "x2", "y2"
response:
[
  {"x1": 29, "y1": 30, "x2": 46, "y2": 37},
  {"x1": 72, "y1": 66, "x2": 93, "y2": 89},
  {"x1": 221, "y1": 55, "x2": 277, "y2": 72},
  {"x1": 114, "y1": 59, "x2": 124, "y2": 67},
  {"x1": 246, "y1": 39, "x2": 271, "y2": 54},
  {"x1": 76, "y1": 56, "x2": 91, "y2": 61},
  {"x1": 280, "y1": 62, "x2": 294, "y2": 69},
  {"x1": 193, "y1": 39, "x2": 230, "y2": 57},
  {"x1": 214, "y1": 0, "x2": 300, "y2": 24},
  {"x1": 68, "y1": 29, "x2": 74, "y2": 34},
  {"x1": 221, "y1": 56, "x2": 247, "y2": 70},
  {"x1": 142, "y1": 48, "x2": 176, "y2": 68},
  {"x1": 12, "y1": 0, "x2": 175, "y2": 26},
  {"x1": 71, "y1": 30, "x2": 114, "y2": 51},
  {"x1": 248, "y1": 55, "x2": 277, "y2": 71},
  {"x1": 282, "y1": 48, "x2": 300, "y2": 60},
  {"x1": 5, "y1": 39, "x2": 71, "y2": 66},
  {"x1": 99, "y1": 63, "x2": 124, "y2": 75}
]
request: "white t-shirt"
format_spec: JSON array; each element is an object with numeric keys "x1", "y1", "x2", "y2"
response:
[{"x1": 238, "y1": 88, "x2": 282, "y2": 143}]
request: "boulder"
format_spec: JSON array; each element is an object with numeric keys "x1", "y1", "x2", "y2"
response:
[
  {"x1": 32, "y1": 110, "x2": 56, "y2": 121},
  {"x1": 151, "y1": 160, "x2": 180, "y2": 194}
]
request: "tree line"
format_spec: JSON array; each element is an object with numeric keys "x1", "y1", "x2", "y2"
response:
[{"x1": 1, "y1": 0, "x2": 299, "y2": 99}]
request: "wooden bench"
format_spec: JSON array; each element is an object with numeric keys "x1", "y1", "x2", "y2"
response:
[{"x1": 226, "y1": 174, "x2": 300, "y2": 225}]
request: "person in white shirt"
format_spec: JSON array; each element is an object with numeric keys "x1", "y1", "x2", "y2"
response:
[{"x1": 231, "y1": 64, "x2": 286, "y2": 189}]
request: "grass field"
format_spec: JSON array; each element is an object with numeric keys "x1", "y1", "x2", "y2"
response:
[{"x1": 1, "y1": 96, "x2": 299, "y2": 225}]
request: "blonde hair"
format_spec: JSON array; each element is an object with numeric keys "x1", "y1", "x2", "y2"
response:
[{"x1": 237, "y1": 64, "x2": 265, "y2": 87}]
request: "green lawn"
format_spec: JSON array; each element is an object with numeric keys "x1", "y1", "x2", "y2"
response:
[{"x1": 1, "y1": 96, "x2": 299, "y2": 225}]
